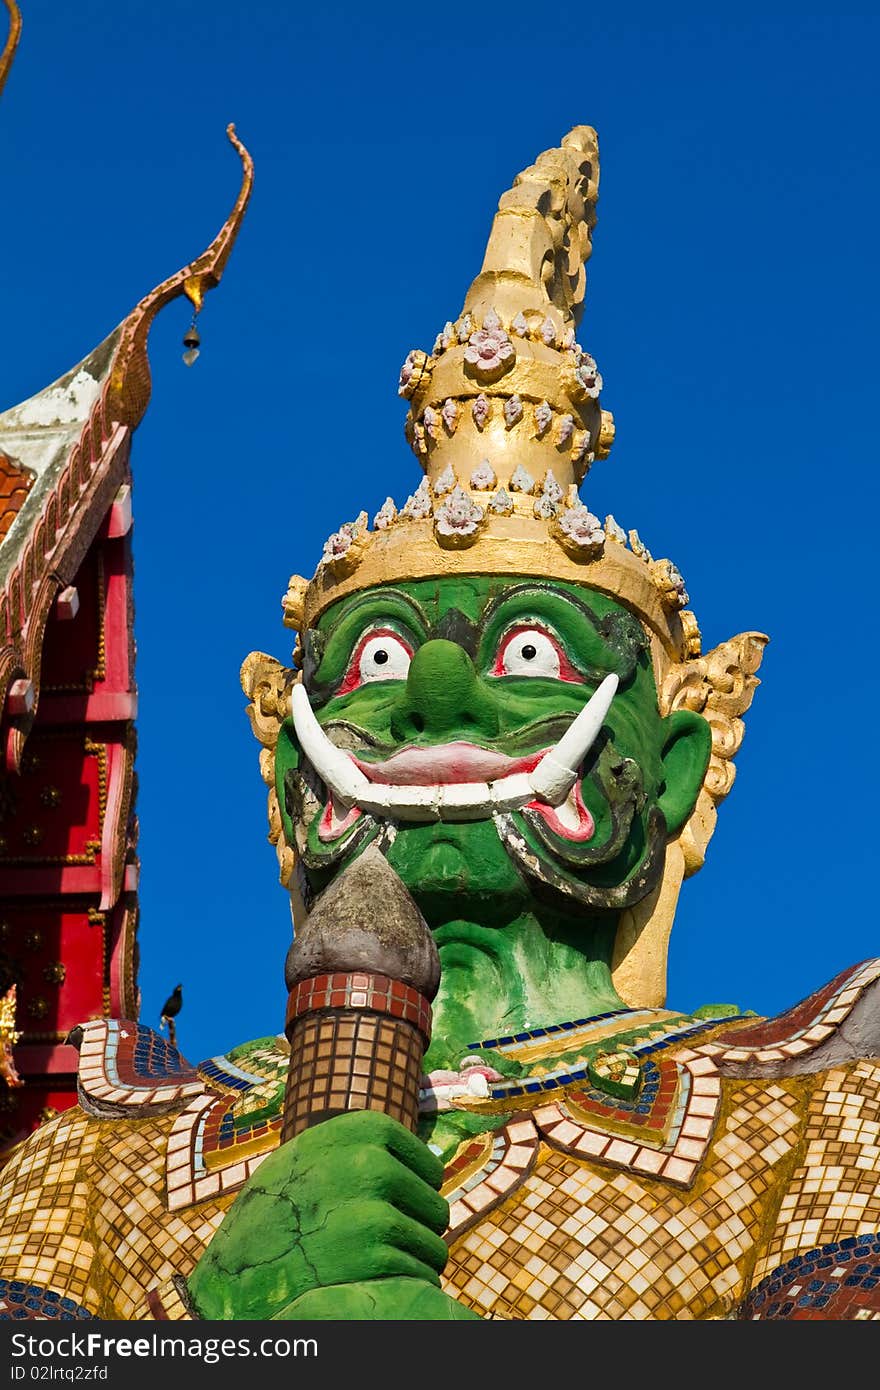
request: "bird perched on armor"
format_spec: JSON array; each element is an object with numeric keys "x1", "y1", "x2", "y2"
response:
[{"x1": 159, "y1": 984, "x2": 183, "y2": 1047}]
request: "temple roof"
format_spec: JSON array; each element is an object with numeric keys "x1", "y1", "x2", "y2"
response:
[
  {"x1": 0, "y1": 450, "x2": 34, "y2": 545},
  {"x1": 0, "y1": 125, "x2": 253, "y2": 769},
  {"x1": 0, "y1": 332, "x2": 119, "y2": 587}
]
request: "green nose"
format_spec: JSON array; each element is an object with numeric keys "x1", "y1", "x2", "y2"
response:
[{"x1": 390, "y1": 640, "x2": 500, "y2": 741}]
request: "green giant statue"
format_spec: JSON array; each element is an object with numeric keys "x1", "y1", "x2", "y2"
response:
[{"x1": 2, "y1": 127, "x2": 879, "y2": 1324}]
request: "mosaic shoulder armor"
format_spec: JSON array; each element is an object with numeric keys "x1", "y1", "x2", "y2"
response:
[
  {"x1": 75, "y1": 1019, "x2": 207, "y2": 1118},
  {"x1": 699, "y1": 958, "x2": 880, "y2": 1080}
]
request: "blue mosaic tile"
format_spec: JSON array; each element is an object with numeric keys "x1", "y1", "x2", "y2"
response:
[
  {"x1": 743, "y1": 1233, "x2": 880, "y2": 1319},
  {"x1": 199, "y1": 1059, "x2": 252, "y2": 1091},
  {"x1": 0, "y1": 1280, "x2": 91, "y2": 1320},
  {"x1": 469, "y1": 1008, "x2": 631, "y2": 1050}
]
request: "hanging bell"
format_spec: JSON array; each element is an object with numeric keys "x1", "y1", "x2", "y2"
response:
[{"x1": 182, "y1": 319, "x2": 201, "y2": 368}]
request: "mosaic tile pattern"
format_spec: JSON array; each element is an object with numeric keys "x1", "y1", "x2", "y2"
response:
[
  {"x1": 282, "y1": 1011, "x2": 425, "y2": 1140},
  {"x1": 2, "y1": 1004, "x2": 879, "y2": 1319},
  {"x1": 286, "y1": 972, "x2": 432, "y2": 1043},
  {"x1": 199, "y1": 1055, "x2": 266, "y2": 1093},
  {"x1": 0, "y1": 1108, "x2": 98, "y2": 1309},
  {"x1": 90, "y1": 1113, "x2": 230, "y2": 1316},
  {"x1": 469, "y1": 1008, "x2": 640, "y2": 1053},
  {"x1": 701, "y1": 959, "x2": 880, "y2": 1067},
  {"x1": 197, "y1": 1049, "x2": 288, "y2": 1157},
  {"x1": 0, "y1": 1279, "x2": 91, "y2": 1320},
  {"x1": 209, "y1": 1097, "x2": 281, "y2": 1154},
  {"x1": 475, "y1": 1012, "x2": 739, "y2": 1103},
  {"x1": 589, "y1": 1047, "x2": 641, "y2": 1096},
  {"x1": 442, "y1": 1081, "x2": 802, "y2": 1318},
  {"x1": 211, "y1": 1047, "x2": 288, "y2": 1123},
  {"x1": 533, "y1": 1047, "x2": 722, "y2": 1189},
  {"x1": 145, "y1": 1275, "x2": 195, "y2": 1321},
  {"x1": 444, "y1": 1120, "x2": 539, "y2": 1238},
  {"x1": 744, "y1": 1234, "x2": 880, "y2": 1319},
  {"x1": 566, "y1": 1055, "x2": 676, "y2": 1131},
  {"x1": 0, "y1": 1041, "x2": 287, "y2": 1313},
  {"x1": 78, "y1": 1019, "x2": 203, "y2": 1113},
  {"x1": 754, "y1": 1059, "x2": 880, "y2": 1281},
  {"x1": 440, "y1": 1131, "x2": 497, "y2": 1196},
  {"x1": 165, "y1": 1095, "x2": 273, "y2": 1212}
]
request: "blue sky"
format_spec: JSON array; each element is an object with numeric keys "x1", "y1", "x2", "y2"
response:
[{"x1": 3, "y1": 1, "x2": 878, "y2": 1063}]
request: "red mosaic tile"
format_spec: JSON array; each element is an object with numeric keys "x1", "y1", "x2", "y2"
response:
[{"x1": 720, "y1": 962, "x2": 867, "y2": 1049}]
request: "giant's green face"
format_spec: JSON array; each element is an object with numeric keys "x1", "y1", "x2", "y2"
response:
[{"x1": 277, "y1": 577, "x2": 710, "y2": 926}]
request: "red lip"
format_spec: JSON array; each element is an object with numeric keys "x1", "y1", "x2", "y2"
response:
[
  {"x1": 529, "y1": 778, "x2": 595, "y2": 842},
  {"x1": 313, "y1": 739, "x2": 596, "y2": 844},
  {"x1": 352, "y1": 742, "x2": 543, "y2": 785},
  {"x1": 318, "y1": 798, "x2": 362, "y2": 842}
]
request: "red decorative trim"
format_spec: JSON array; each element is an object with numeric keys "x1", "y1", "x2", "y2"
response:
[
  {"x1": 107, "y1": 895, "x2": 140, "y2": 1018},
  {"x1": 38, "y1": 691, "x2": 138, "y2": 722},
  {"x1": 105, "y1": 485, "x2": 132, "y2": 539},
  {"x1": 715, "y1": 960, "x2": 872, "y2": 1048},
  {"x1": 0, "y1": 449, "x2": 35, "y2": 543},
  {"x1": 0, "y1": 424, "x2": 131, "y2": 770},
  {"x1": 286, "y1": 971, "x2": 433, "y2": 1043},
  {"x1": 0, "y1": 864, "x2": 103, "y2": 895},
  {"x1": 101, "y1": 532, "x2": 134, "y2": 693},
  {"x1": 700, "y1": 958, "x2": 880, "y2": 1069},
  {"x1": 145, "y1": 1288, "x2": 169, "y2": 1320},
  {"x1": 12, "y1": 1043, "x2": 79, "y2": 1074}
]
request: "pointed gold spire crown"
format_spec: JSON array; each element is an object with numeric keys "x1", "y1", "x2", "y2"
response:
[
  {"x1": 287, "y1": 127, "x2": 699, "y2": 670},
  {"x1": 402, "y1": 125, "x2": 613, "y2": 495}
]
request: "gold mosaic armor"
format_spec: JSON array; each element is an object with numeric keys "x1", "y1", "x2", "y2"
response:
[{"x1": 1, "y1": 961, "x2": 879, "y2": 1321}]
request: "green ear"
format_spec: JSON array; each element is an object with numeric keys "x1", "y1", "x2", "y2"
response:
[{"x1": 657, "y1": 709, "x2": 712, "y2": 836}]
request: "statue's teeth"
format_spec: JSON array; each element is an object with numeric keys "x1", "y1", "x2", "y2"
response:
[{"x1": 290, "y1": 677, "x2": 618, "y2": 824}]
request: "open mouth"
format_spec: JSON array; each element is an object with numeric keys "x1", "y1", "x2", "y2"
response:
[
  {"x1": 317, "y1": 744, "x2": 597, "y2": 843},
  {"x1": 294, "y1": 675, "x2": 618, "y2": 841}
]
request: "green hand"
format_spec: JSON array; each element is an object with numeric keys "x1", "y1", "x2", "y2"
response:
[
  {"x1": 187, "y1": 1110, "x2": 465, "y2": 1320},
  {"x1": 272, "y1": 1276, "x2": 481, "y2": 1320}
]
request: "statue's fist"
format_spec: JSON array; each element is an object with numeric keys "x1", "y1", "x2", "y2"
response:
[{"x1": 187, "y1": 1110, "x2": 453, "y2": 1321}]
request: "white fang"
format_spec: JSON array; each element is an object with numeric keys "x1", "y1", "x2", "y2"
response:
[{"x1": 290, "y1": 673, "x2": 618, "y2": 824}]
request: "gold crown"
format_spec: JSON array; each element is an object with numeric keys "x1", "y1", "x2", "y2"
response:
[{"x1": 283, "y1": 127, "x2": 701, "y2": 665}]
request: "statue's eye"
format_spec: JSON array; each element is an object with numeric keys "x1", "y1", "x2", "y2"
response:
[
  {"x1": 339, "y1": 628, "x2": 413, "y2": 693},
  {"x1": 492, "y1": 626, "x2": 582, "y2": 682}
]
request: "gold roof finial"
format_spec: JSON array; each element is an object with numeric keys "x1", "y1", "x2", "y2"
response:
[
  {"x1": 107, "y1": 124, "x2": 254, "y2": 429},
  {"x1": 0, "y1": 0, "x2": 22, "y2": 104}
]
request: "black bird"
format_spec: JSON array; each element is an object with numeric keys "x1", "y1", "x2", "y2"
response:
[
  {"x1": 160, "y1": 983, "x2": 183, "y2": 1021},
  {"x1": 159, "y1": 984, "x2": 183, "y2": 1046}
]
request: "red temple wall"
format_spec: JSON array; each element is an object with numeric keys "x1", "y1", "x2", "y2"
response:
[{"x1": 0, "y1": 495, "x2": 139, "y2": 1153}]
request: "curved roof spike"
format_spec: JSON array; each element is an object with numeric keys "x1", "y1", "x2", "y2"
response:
[
  {"x1": 107, "y1": 123, "x2": 254, "y2": 429},
  {"x1": 463, "y1": 125, "x2": 600, "y2": 331},
  {"x1": 0, "y1": 0, "x2": 22, "y2": 103}
]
